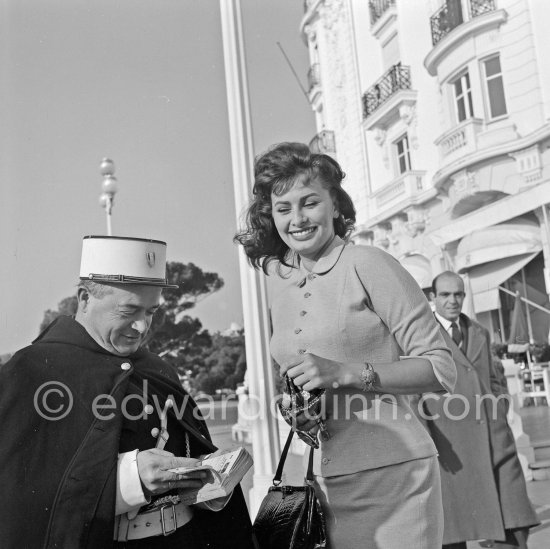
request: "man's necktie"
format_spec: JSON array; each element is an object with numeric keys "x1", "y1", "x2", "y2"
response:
[{"x1": 451, "y1": 321, "x2": 462, "y2": 346}]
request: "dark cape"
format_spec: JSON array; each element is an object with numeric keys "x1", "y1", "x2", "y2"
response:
[{"x1": 0, "y1": 316, "x2": 255, "y2": 549}]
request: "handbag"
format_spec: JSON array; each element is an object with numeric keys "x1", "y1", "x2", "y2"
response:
[
  {"x1": 253, "y1": 430, "x2": 327, "y2": 549},
  {"x1": 278, "y1": 375, "x2": 330, "y2": 448}
]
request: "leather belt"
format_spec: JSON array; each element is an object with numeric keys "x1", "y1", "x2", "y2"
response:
[{"x1": 114, "y1": 502, "x2": 193, "y2": 541}]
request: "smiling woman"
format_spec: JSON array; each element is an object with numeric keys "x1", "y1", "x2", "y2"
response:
[
  {"x1": 234, "y1": 142, "x2": 355, "y2": 274},
  {"x1": 272, "y1": 179, "x2": 340, "y2": 267},
  {"x1": 234, "y1": 142, "x2": 455, "y2": 549}
]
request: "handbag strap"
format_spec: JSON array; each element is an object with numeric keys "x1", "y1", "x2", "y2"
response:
[{"x1": 273, "y1": 429, "x2": 315, "y2": 485}]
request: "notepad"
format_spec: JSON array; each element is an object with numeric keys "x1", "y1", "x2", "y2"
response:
[{"x1": 169, "y1": 446, "x2": 253, "y2": 504}]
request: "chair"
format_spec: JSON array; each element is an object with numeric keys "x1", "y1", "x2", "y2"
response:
[{"x1": 518, "y1": 362, "x2": 550, "y2": 407}]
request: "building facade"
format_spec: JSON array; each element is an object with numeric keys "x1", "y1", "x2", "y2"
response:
[{"x1": 300, "y1": 0, "x2": 550, "y2": 343}]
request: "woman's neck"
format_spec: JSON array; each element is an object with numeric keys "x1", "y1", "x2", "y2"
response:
[{"x1": 300, "y1": 234, "x2": 337, "y2": 271}]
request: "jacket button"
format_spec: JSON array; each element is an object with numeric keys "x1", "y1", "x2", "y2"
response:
[
  {"x1": 121, "y1": 362, "x2": 131, "y2": 370},
  {"x1": 304, "y1": 292, "x2": 311, "y2": 298},
  {"x1": 151, "y1": 427, "x2": 160, "y2": 438},
  {"x1": 144, "y1": 404, "x2": 154, "y2": 415},
  {"x1": 300, "y1": 310, "x2": 307, "y2": 316},
  {"x1": 298, "y1": 349, "x2": 306, "y2": 355},
  {"x1": 322, "y1": 458, "x2": 329, "y2": 464},
  {"x1": 294, "y1": 328, "x2": 302, "y2": 334}
]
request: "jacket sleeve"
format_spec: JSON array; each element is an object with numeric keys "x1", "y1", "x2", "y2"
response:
[{"x1": 353, "y1": 247, "x2": 456, "y2": 393}]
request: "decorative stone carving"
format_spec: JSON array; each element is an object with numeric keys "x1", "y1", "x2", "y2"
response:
[
  {"x1": 373, "y1": 128, "x2": 390, "y2": 168},
  {"x1": 399, "y1": 104, "x2": 415, "y2": 125},
  {"x1": 389, "y1": 215, "x2": 407, "y2": 236},
  {"x1": 373, "y1": 223, "x2": 391, "y2": 249},
  {"x1": 449, "y1": 170, "x2": 479, "y2": 203},
  {"x1": 405, "y1": 206, "x2": 427, "y2": 237},
  {"x1": 304, "y1": 24, "x2": 316, "y2": 42},
  {"x1": 399, "y1": 104, "x2": 418, "y2": 149},
  {"x1": 509, "y1": 145, "x2": 542, "y2": 185},
  {"x1": 321, "y1": 0, "x2": 343, "y2": 29},
  {"x1": 373, "y1": 128, "x2": 386, "y2": 146}
]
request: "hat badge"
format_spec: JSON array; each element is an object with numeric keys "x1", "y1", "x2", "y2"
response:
[{"x1": 146, "y1": 251, "x2": 156, "y2": 268}]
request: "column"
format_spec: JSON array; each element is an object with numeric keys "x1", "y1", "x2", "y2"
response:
[{"x1": 219, "y1": 0, "x2": 281, "y2": 516}]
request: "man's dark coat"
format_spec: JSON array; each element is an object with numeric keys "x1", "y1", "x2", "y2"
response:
[
  {"x1": 0, "y1": 316, "x2": 255, "y2": 549},
  {"x1": 423, "y1": 313, "x2": 538, "y2": 544}
]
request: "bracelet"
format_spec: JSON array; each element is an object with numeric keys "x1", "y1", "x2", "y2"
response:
[{"x1": 360, "y1": 362, "x2": 379, "y2": 392}]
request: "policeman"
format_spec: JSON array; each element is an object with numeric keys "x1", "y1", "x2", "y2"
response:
[{"x1": 0, "y1": 235, "x2": 254, "y2": 548}]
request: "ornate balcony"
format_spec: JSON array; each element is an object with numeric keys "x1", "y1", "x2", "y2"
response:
[
  {"x1": 366, "y1": 172, "x2": 433, "y2": 225},
  {"x1": 435, "y1": 118, "x2": 484, "y2": 167},
  {"x1": 369, "y1": 0, "x2": 396, "y2": 26},
  {"x1": 430, "y1": 0, "x2": 496, "y2": 46},
  {"x1": 362, "y1": 63, "x2": 412, "y2": 119},
  {"x1": 425, "y1": 3, "x2": 505, "y2": 76},
  {"x1": 309, "y1": 130, "x2": 336, "y2": 155},
  {"x1": 362, "y1": 64, "x2": 416, "y2": 131}
]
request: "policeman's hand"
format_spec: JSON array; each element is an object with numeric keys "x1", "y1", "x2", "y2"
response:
[{"x1": 137, "y1": 448, "x2": 207, "y2": 497}]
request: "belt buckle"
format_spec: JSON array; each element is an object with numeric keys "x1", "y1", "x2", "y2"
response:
[{"x1": 160, "y1": 504, "x2": 177, "y2": 536}]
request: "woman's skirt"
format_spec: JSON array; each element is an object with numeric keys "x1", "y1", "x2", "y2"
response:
[{"x1": 313, "y1": 455, "x2": 443, "y2": 549}]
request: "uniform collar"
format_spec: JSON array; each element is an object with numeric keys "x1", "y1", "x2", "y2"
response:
[
  {"x1": 295, "y1": 236, "x2": 348, "y2": 286},
  {"x1": 34, "y1": 315, "x2": 146, "y2": 360}
]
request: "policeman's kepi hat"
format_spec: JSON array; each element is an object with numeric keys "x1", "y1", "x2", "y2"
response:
[{"x1": 79, "y1": 236, "x2": 178, "y2": 289}]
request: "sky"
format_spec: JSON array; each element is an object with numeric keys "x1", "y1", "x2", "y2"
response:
[{"x1": 0, "y1": 0, "x2": 316, "y2": 354}]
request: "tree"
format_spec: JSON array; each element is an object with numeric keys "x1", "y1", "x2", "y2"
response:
[
  {"x1": 142, "y1": 262, "x2": 224, "y2": 359},
  {"x1": 194, "y1": 331, "x2": 246, "y2": 394},
  {"x1": 39, "y1": 296, "x2": 78, "y2": 333}
]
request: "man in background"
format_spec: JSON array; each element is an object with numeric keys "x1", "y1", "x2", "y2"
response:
[{"x1": 424, "y1": 271, "x2": 538, "y2": 549}]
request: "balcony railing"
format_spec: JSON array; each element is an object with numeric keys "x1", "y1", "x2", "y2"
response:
[
  {"x1": 370, "y1": 171, "x2": 426, "y2": 211},
  {"x1": 430, "y1": 0, "x2": 463, "y2": 46},
  {"x1": 470, "y1": 0, "x2": 496, "y2": 17},
  {"x1": 308, "y1": 63, "x2": 321, "y2": 93},
  {"x1": 369, "y1": 0, "x2": 396, "y2": 26},
  {"x1": 309, "y1": 130, "x2": 336, "y2": 155},
  {"x1": 430, "y1": 0, "x2": 497, "y2": 46},
  {"x1": 435, "y1": 118, "x2": 483, "y2": 165},
  {"x1": 362, "y1": 63, "x2": 412, "y2": 119}
]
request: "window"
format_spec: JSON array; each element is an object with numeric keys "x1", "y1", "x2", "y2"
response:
[
  {"x1": 452, "y1": 72, "x2": 474, "y2": 122},
  {"x1": 395, "y1": 134, "x2": 411, "y2": 174},
  {"x1": 483, "y1": 55, "x2": 507, "y2": 119}
]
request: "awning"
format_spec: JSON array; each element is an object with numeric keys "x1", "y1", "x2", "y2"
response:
[
  {"x1": 468, "y1": 253, "x2": 538, "y2": 313},
  {"x1": 399, "y1": 253, "x2": 432, "y2": 289},
  {"x1": 455, "y1": 217, "x2": 541, "y2": 272}
]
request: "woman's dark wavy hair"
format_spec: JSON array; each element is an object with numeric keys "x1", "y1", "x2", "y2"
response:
[{"x1": 234, "y1": 142, "x2": 356, "y2": 274}]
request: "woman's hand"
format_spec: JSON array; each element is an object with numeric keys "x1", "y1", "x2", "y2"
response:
[{"x1": 282, "y1": 352, "x2": 361, "y2": 391}]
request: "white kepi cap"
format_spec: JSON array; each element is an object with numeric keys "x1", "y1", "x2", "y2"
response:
[{"x1": 80, "y1": 236, "x2": 178, "y2": 288}]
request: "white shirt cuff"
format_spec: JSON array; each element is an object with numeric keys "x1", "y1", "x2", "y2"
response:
[{"x1": 115, "y1": 450, "x2": 150, "y2": 517}]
